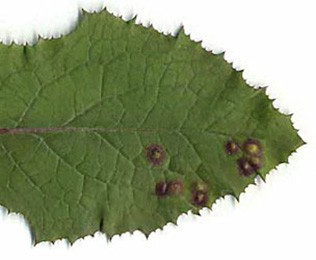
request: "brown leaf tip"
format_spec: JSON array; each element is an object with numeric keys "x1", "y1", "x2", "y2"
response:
[
  {"x1": 146, "y1": 144, "x2": 165, "y2": 165},
  {"x1": 225, "y1": 139, "x2": 240, "y2": 155},
  {"x1": 243, "y1": 138, "x2": 263, "y2": 158}
]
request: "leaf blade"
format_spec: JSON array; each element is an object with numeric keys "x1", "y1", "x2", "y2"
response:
[{"x1": 0, "y1": 10, "x2": 303, "y2": 243}]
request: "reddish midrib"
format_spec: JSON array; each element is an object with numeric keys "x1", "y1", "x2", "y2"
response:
[{"x1": 0, "y1": 126, "x2": 166, "y2": 134}]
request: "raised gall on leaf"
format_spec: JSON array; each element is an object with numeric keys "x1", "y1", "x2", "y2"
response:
[
  {"x1": 155, "y1": 181, "x2": 168, "y2": 197},
  {"x1": 146, "y1": 144, "x2": 165, "y2": 165},
  {"x1": 166, "y1": 180, "x2": 184, "y2": 195},
  {"x1": 225, "y1": 139, "x2": 240, "y2": 155},
  {"x1": 243, "y1": 138, "x2": 263, "y2": 158},
  {"x1": 237, "y1": 157, "x2": 255, "y2": 176}
]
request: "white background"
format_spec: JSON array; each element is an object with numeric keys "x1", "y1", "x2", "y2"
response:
[{"x1": 0, "y1": 0, "x2": 315, "y2": 259}]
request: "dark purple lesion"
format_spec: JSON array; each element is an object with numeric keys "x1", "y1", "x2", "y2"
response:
[
  {"x1": 155, "y1": 179, "x2": 184, "y2": 197},
  {"x1": 224, "y1": 137, "x2": 264, "y2": 177},
  {"x1": 192, "y1": 190, "x2": 208, "y2": 206},
  {"x1": 146, "y1": 144, "x2": 165, "y2": 165},
  {"x1": 237, "y1": 138, "x2": 264, "y2": 176},
  {"x1": 224, "y1": 139, "x2": 240, "y2": 155},
  {"x1": 243, "y1": 138, "x2": 263, "y2": 157},
  {"x1": 248, "y1": 156, "x2": 263, "y2": 170},
  {"x1": 191, "y1": 182, "x2": 209, "y2": 206},
  {"x1": 237, "y1": 157, "x2": 255, "y2": 176},
  {"x1": 155, "y1": 181, "x2": 168, "y2": 197}
]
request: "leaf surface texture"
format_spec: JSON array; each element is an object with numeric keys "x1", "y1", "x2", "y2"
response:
[{"x1": 0, "y1": 10, "x2": 303, "y2": 243}]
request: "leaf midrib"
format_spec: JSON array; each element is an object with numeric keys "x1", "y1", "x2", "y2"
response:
[{"x1": 0, "y1": 126, "x2": 232, "y2": 138}]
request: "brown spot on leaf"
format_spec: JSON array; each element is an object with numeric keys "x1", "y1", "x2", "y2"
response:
[
  {"x1": 243, "y1": 138, "x2": 263, "y2": 158},
  {"x1": 166, "y1": 180, "x2": 183, "y2": 195},
  {"x1": 225, "y1": 139, "x2": 240, "y2": 155},
  {"x1": 146, "y1": 144, "x2": 165, "y2": 165},
  {"x1": 191, "y1": 181, "x2": 209, "y2": 206},
  {"x1": 155, "y1": 181, "x2": 167, "y2": 197},
  {"x1": 192, "y1": 190, "x2": 208, "y2": 206},
  {"x1": 249, "y1": 156, "x2": 263, "y2": 170},
  {"x1": 237, "y1": 157, "x2": 255, "y2": 176}
]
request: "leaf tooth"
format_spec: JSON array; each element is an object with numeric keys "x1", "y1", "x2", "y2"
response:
[{"x1": 127, "y1": 14, "x2": 138, "y2": 25}]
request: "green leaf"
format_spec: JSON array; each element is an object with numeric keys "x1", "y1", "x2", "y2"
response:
[{"x1": 0, "y1": 9, "x2": 303, "y2": 244}]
